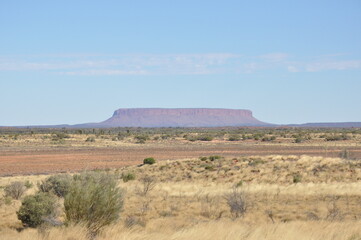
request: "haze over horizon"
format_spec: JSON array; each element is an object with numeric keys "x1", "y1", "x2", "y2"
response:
[{"x1": 1, "y1": 1, "x2": 360, "y2": 126}]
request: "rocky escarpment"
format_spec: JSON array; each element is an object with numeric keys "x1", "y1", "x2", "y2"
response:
[{"x1": 96, "y1": 108, "x2": 270, "y2": 127}]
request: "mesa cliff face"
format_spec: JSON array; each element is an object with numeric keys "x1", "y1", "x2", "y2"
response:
[{"x1": 96, "y1": 108, "x2": 269, "y2": 127}]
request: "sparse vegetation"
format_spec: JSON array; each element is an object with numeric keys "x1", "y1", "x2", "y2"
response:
[
  {"x1": 138, "y1": 175, "x2": 156, "y2": 196},
  {"x1": 38, "y1": 174, "x2": 72, "y2": 197},
  {"x1": 17, "y1": 192, "x2": 58, "y2": 228},
  {"x1": 0, "y1": 127, "x2": 361, "y2": 239},
  {"x1": 4, "y1": 181, "x2": 27, "y2": 200},
  {"x1": 122, "y1": 172, "x2": 136, "y2": 182},
  {"x1": 64, "y1": 172, "x2": 124, "y2": 236},
  {"x1": 85, "y1": 136, "x2": 95, "y2": 142},
  {"x1": 293, "y1": 173, "x2": 302, "y2": 183},
  {"x1": 225, "y1": 187, "x2": 247, "y2": 218}
]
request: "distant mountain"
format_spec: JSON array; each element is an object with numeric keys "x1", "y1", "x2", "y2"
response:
[
  {"x1": 75, "y1": 108, "x2": 271, "y2": 128},
  {"x1": 2, "y1": 108, "x2": 360, "y2": 128},
  {"x1": 287, "y1": 122, "x2": 361, "y2": 128}
]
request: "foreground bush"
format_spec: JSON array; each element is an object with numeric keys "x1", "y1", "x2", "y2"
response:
[
  {"x1": 64, "y1": 172, "x2": 124, "y2": 236},
  {"x1": 4, "y1": 181, "x2": 27, "y2": 200},
  {"x1": 38, "y1": 174, "x2": 72, "y2": 197},
  {"x1": 17, "y1": 192, "x2": 58, "y2": 227}
]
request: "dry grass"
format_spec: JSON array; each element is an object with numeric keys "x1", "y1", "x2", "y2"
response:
[
  {"x1": 1, "y1": 220, "x2": 361, "y2": 240},
  {"x1": 1, "y1": 155, "x2": 361, "y2": 239}
]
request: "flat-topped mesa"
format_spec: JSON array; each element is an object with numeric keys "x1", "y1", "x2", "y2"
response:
[
  {"x1": 112, "y1": 108, "x2": 253, "y2": 117},
  {"x1": 100, "y1": 108, "x2": 269, "y2": 127}
]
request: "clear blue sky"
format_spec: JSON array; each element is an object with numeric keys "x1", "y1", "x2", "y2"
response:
[{"x1": 0, "y1": 0, "x2": 360, "y2": 126}]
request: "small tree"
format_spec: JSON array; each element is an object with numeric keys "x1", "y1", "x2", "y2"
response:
[
  {"x1": 64, "y1": 172, "x2": 124, "y2": 236},
  {"x1": 17, "y1": 192, "x2": 58, "y2": 228},
  {"x1": 4, "y1": 181, "x2": 27, "y2": 200}
]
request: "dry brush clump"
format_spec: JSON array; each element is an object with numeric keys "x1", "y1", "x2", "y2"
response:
[
  {"x1": 4, "y1": 181, "x2": 27, "y2": 200},
  {"x1": 38, "y1": 174, "x2": 72, "y2": 197},
  {"x1": 64, "y1": 172, "x2": 124, "y2": 236},
  {"x1": 224, "y1": 186, "x2": 248, "y2": 219}
]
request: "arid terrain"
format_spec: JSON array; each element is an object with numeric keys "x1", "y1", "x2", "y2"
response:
[
  {"x1": 0, "y1": 128, "x2": 361, "y2": 176},
  {"x1": 1, "y1": 154, "x2": 361, "y2": 239},
  {"x1": 0, "y1": 128, "x2": 361, "y2": 239}
]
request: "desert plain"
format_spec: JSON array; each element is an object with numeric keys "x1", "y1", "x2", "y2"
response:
[{"x1": 0, "y1": 127, "x2": 360, "y2": 239}]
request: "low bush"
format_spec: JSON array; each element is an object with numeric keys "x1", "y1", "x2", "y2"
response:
[
  {"x1": 143, "y1": 157, "x2": 156, "y2": 165},
  {"x1": 197, "y1": 135, "x2": 214, "y2": 141},
  {"x1": 135, "y1": 135, "x2": 149, "y2": 144},
  {"x1": 138, "y1": 175, "x2": 156, "y2": 196},
  {"x1": 85, "y1": 136, "x2": 95, "y2": 142},
  {"x1": 204, "y1": 165, "x2": 214, "y2": 171},
  {"x1": 64, "y1": 172, "x2": 124, "y2": 236},
  {"x1": 199, "y1": 156, "x2": 208, "y2": 161},
  {"x1": 38, "y1": 174, "x2": 72, "y2": 198},
  {"x1": 4, "y1": 181, "x2": 27, "y2": 200},
  {"x1": 228, "y1": 134, "x2": 241, "y2": 141},
  {"x1": 248, "y1": 158, "x2": 266, "y2": 166},
  {"x1": 52, "y1": 132, "x2": 70, "y2": 141},
  {"x1": 122, "y1": 172, "x2": 136, "y2": 182},
  {"x1": 225, "y1": 187, "x2": 247, "y2": 218},
  {"x1": 262, "y1": 136, "x2": 276, "y2": 142},
  {"x1": 293, "y1": 174, "x2": 302, "y2": 183},
  {"x1": 17, "y1": 192, "x2": 58, "y2": 228},
  {"x1": 24, "y1": 180, "x2": 33, "y2": 189},
  {"x1": 209, "y1": 155, "x2": 222, "y2": 161}
]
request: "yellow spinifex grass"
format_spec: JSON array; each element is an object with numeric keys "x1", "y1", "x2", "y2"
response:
[{"x1": 1, "y1": 220, "x2": 360, "y2": 240}]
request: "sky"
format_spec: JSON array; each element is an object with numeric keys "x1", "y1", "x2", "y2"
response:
[{"x1": 0, "y1": 0, "x2": 360, "y2": 126}]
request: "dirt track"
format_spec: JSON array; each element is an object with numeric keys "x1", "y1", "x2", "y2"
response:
[{"x1": 1, "y1": 143, "x2": 361, "y2": 176}]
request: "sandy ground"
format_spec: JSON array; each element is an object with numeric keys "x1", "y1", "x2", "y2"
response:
[{"x1": 1, "y1": 141, "x2": 361, "y2": 176}]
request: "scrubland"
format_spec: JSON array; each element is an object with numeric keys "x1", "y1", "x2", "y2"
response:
[
  {"x1": 1, "y1": 154, "x2": 361, "y2": 240},
  {"x1": 1, "y1": 127, "x2": 361, "y2": 176}
]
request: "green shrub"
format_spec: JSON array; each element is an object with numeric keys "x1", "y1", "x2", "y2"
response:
[
  {"x1": 17, "y1": 192, "x2": 58, "y2": 228},
  {"x1": 293, "y1": 174, "x2": 302, "y2": 183},
  {"x1": 38, "y1": 174, "x2": 72, "y2": 198},
  {"x1": 228, "y1": 134, "x2": 241, "y2": 141},
  {"x1": 262, "y1": 136, "x2": 276, "y2": 142},
  {"x1": 122, "y1": 172, "x2": 136, "y2": 182},
  {"x1": 24, "y1": 180, "x2": 34, "y2": 189},
  {"x1": 199, "y1": 156, "x2": 208, "y2": 161},
  {"x1": 64, "y1": 172, "x2": 124, "y2": 236},
  {"x1": 135, "y1": 135, "x2": 149, "y2": 144},
  {"x1": 197, "y1": 135, "x2": 214, "y2": 141},
  {"x1": 209, "y1": 155, "x2": 222, "y2": 161},
  {"x1": 236, "y1": 180, "x2": 243, "y2": 188},
  {"x1": 143, "y1": 157, "x2": 156, "y2": 165},
  {"x1": 204, "y1": 165, "x2": 214, "y2": 171},
  {"x1": 4, "y1": 181, "x2": 27, "y2": 200}
]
